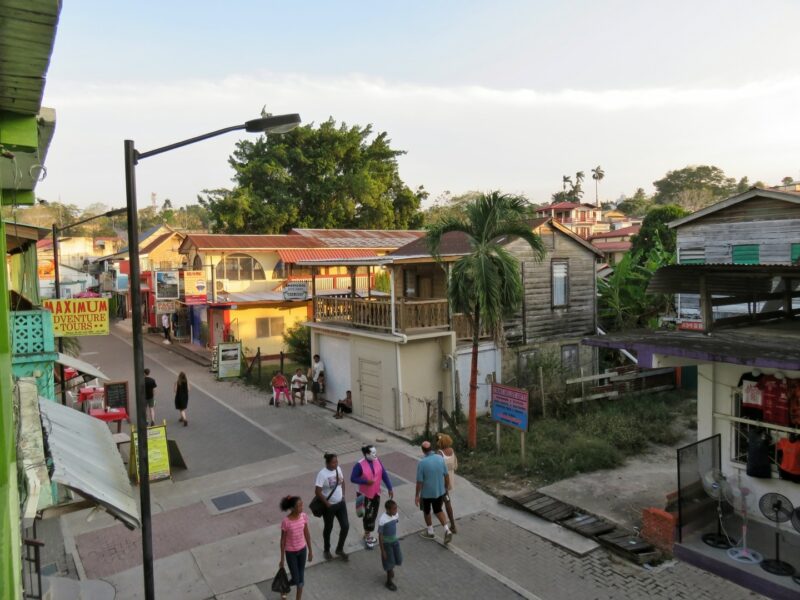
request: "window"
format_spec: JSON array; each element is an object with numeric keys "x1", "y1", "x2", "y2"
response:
[
  {"x1": 561, "y1": 344, "x2": 579, "y2": 375},
  {"x1": 256, "y1": 317, "x2": 285, "y2": 338},
  {"x1": 403, "y1": 269, "x2": 417, "y2": 297},
  {"x1": 791, "y1": 243, "x2": 800, "y2": 264},
  {"x1": 192, "y1": 255, "x2": 203, "y2": 269},
  {"x1": 551, "y1": 260, "x2": 568, "y2": 307},
  {"x1": 272, "y1": 260, "x2": 285, "y2": 279},
  {"x1": 215, "y1": 253, "x2": 266, "y2": 280},
  {"x1": 731, "y1": 244, "x2": 759, "y2": 265}
]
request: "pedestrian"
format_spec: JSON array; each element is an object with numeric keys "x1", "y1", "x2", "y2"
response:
[
  {"x1": 174, "y1": 371, "x2": 189, "y2": 426},
  {"x1": 161, "y1": 313, "x2": 171, "y2": 344},
  {"x1": 436, "y1": 433, "x2": 458, "y2": 533},
  {"x1": 143, "y1": 368, "x2": 157, "y2": 426},
  {"x1": 314, "y1": 452, "x2": 349, "y2": 561},
  {"x1": 378, "y1": 499, "x2": 402, "y2": 592},
  {"x1": 171, "y1": 312, "x2": 179, "y2": 339},
  {"x1": 279, "y1": 495, "x2": 312, "y2": 600},
  {"x1": 350, "y1": 444, "x2": 393, "y2": 549},
  {"x1": 415, "y1": 440, "x2": 452, "y2": 544},
  {"x1": 291, "y1": 368, "x2": 307, "y2": 406},
  {"x1": 334, "y1": 390, "x2": 352, "y2": 419},
  {"x1": 272, "y1": 370, "x2": 291, "y2": 407},
  {"x1": 309, "y1": 354, "x2": 325, "y2": 405}
]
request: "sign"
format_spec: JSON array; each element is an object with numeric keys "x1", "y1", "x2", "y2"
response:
[
  {"x1": 155, "y1": 300, "x2": 176, "y2": 314},
  {"x1": 155, "y1": 271, "x2": 179, "y2": 299},
  {"x1": 182, "y1": 270, "x2": 207, "y2": 304},
  {"x1": 491, "y1": 383, "x2": 529, "y2": 432},
  {"x1": 129, "y1": 423, "x2": 171, "y2": 482},
  {"x1": 116, "y1": 273, "x2": 129, "y2": 292},
  {"x1": 42, "y1": 298, "x2": 110, "y2": 337},
  {"x1": 678, "y1": 320, "x2": 704, "y2": 331},
  {"x1": 104, "y1": 380, "x2": 129, "y2": 412},
  {"x1": 282, "y1": 281, "x2": 309, "y2": 301},
  {"x1": 217, "y1": 342, "x2": 242, "y2": 379}
]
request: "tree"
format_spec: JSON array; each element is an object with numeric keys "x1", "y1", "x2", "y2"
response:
[
  {"x1": 562, "y1": 175, "x2": 572, "y2": 192},
  {"x1": 629, "y1": 204, "x2": 688, "y2": 259},
  {"x1": 782, "y1": 176, "x2": 795, "y2": 186},
  {"x1": 591, "y1": 165, "x2": 605, "y2": 206},
  {"x1": 616, "y1": 188, "x2": 651, "y2": 216},
  {"x1": 282, "y1": 322, "x2": 311, "y2": 365},
  {"x1": 199, "y1": 118, "x2": 425, "y2": 233},
  {"x1": 422, "y1": 190, "x2": 482, "y2": 225},
  {"x1": 652, "y1": 165, "x2": 737, "y2": 209},
  {"x1": 426, "y1": 192, "x2": 546, "y2": 448}
]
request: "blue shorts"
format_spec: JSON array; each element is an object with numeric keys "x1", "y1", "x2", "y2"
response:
[{"x1": 381, "y1": 541, "x2": 402, "y2": 571}]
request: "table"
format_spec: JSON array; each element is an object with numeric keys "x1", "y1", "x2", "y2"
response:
[
  {"x1": 77, "y1": 387, "x2": 105, "y2": 412},
  {"x1": 89, "y1": 408, "x2": 129, "y2": 433}
]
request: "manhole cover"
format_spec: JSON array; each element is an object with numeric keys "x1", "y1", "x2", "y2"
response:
[{"x1": 205, "y1": 489, "x2": 260, "y2": 515}]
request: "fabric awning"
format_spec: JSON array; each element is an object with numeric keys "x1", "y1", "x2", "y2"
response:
[
  {"x1": 39, "y1": 399, "x2": 140, "y2": 529},
  {"x1": 277, "y1": 248, "x2": 379, "y2": 263},
  {"x1": 56, "y1": 353, "x2": 109, "y2": 381}
]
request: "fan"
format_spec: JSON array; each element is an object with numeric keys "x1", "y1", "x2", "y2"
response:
[
  {"x1": 700, "y1": 469, "x2": 735, "y2": 549},
  {"x1": 758, "y1": 493, "x2": 796, "y2": 577},
  {"x1": 791, "y1": 508, "x2": 800, "y2": 585},
  {"x1": 724, "y1": 483, "x2": 763, "y2": 565}
]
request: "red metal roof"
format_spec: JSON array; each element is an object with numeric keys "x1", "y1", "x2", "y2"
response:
[
  {"x1": 181, "y1": 234, "x2": 325, "y2": 251},
  {"x1": 277, "y1": 248, "x2": 380, "y2": 263},
  {"x1": 538, "y1": 202, "x2": 583, "y2": 211},
  {"x1": 590, "y1": 225, "x2": 641, "y2": 240},
  {"x1": 591, "y1": 241, "x2": 632, "y2": 252},
  {"x1": 289, "y1": 228, "x2": 424, "y2": 248}
]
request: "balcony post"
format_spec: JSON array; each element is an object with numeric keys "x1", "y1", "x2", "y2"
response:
[
  {"x1": 311, "y1": 266, "x2": 317, "y2": 322},
  {"x1": 390, "y1": 268, "x2": 396, "y2": 334}
]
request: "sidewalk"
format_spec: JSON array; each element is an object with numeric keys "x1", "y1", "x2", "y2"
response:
[{"x1": 114, "y1": 318, "x2": 212, "y2": 367}]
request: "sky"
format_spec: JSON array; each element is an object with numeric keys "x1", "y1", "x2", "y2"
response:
[{"x1": 36, "y1": 0, "x2": 800, "y2": 211}]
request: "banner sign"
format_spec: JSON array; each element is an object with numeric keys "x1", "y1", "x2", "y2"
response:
[
  {"x1": 155, "y1": 271, "x2": 179, "y2": 299},
  {"x1": 130, "y1": 423, "x2": 171, "y2": 482},
  {"x1": 282, "y1": 281, "x2": 309, "y2": 301},
  {"x1": 155, "y1": 300, "x2": 176, "y2": 314},
  {"x1": 116, "y1": 273, "x2": 129, "y2": 292},
  {"x1": 181, "y1": 270, "x2": 207, "y2": 304},
  {"x1": 491, "y1": 383, "x2": 529, "y2": 432},
  {"x1": 42, "y1": 298, "x2": 110, "y2": 337},
  {"x1": 217, "y1": 342, "x2": 242, "y2": 379}
]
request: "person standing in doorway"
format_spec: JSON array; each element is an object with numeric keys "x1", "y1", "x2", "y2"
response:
[
  {"x1": 161, "y1": 313, "x2": 171, "y2": 344},
  {"x1": 314, "y1": 453, "x2": 349, "y2": 561},
  {"x1": 415, "y1": 440, "x2": 452, "y2": 544},
  {"x1": 174, "y1": 371, "x2": 189, "y2": 426},
  {"x1": 309, "y1": 354, "x2": 325, "y2": 405},
  {"x1": 279, "y1": 495, "x2": 312, "y2": 600},
  {"x1": 436, "y1": 433, "x2": 458, "y2": 533},
  {"x1": 350, "y1": 444, "x2": 393, "y2": 549},
  {"x1": 143, "y1": 368, "x2": 157, "y2": 426}
]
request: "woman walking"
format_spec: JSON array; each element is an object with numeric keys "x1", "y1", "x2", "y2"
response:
[
  {"x1": 350, "y1": 444, "x2": 393, "y2": 549},
  {"x1": 436, "y1": 433, "x2": 458, "y2": 533},
  {"x1": 174, "y1": 371, "x2": 189, "y2": 426},
  {"x1": 279, "y1": 495, "x2": 312, "y2": 600},
  {"x1": 314, "y1": 453, "x2": 349, "y2": 560}
]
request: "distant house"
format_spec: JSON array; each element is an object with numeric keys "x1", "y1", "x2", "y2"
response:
[
  {"x1": 589, "y1": 224, "x2": 641, "y2": 266},
  {"x1": 534, "y1": 202, "x2": 604, "y2": 238}
]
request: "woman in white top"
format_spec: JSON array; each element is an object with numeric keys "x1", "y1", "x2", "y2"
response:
[
  {"x1": 313, "y1": 453, "x2": 349, "y2": 560},
  {"x1": 436, "y1": 433, "x2": 458, "y2": 533}
]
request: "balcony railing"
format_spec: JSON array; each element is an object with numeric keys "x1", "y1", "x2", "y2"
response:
[{"x1": 275, "y1": 274, "x2": 373, "y2": 292}]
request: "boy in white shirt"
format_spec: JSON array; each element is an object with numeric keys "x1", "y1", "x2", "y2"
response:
[{"x1": 291, "y1": 368, "x2": 308, "y2": 406}]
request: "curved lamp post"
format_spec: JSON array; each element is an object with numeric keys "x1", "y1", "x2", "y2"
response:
[{"x1": 124, "y1": 113, "x2": 301, "y2": 599}]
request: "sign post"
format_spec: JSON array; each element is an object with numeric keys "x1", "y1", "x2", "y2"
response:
[
  {"x1": 129, "y1": 422, "x2": 171, "y2": 482},
  {"x1": 490, "y1": 383, "x2": 529, "y2": 465},
  {"x1": 217, "y1": 342, "x2": 243, "y2": 379}
]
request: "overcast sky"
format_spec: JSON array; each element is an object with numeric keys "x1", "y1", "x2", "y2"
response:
[{"x1": 37, "y1": 0, "x2": 800, "y2": 210}]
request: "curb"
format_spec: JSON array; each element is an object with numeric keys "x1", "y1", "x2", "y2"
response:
[{"x1": 143, "y1": 335, "x2": 212, "y2": 368}]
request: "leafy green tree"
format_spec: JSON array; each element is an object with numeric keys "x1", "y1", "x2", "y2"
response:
[
  {"x1": 200, "y1": 118, "x2": 425, "y2": 233},
  {"x1": 591, "y1": 165, "x2": 605, "y2": 205},
  {"x1": 782, "y1": 176, "x2": 795, "y2": 186},
  {"x1": 629, "y1": 204, "x2": 688, "y2": 259},
  {"x1": 426, "y1": 192, "x2": 546, "y2": 448},
  {"x1": 652, "y1": 165, "x2": 737, "y2": 208},
  {"x1": 617, "y1": 188, "x2": 651, "y2": 216},
  {"x1": 282, "y1": 322, "x2": 311, "y2": 366},
  {"x1": 422, "y1": 190, "x2": 483, "y2": 225}
]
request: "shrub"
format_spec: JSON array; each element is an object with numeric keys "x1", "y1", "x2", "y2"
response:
[{"x1": 282, "y1": 322, "x2": 311, "y2": 365}]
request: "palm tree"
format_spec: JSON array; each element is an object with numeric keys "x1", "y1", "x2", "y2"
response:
[
  {"x1": 575, "y1": 171, "x2": 585, "y2": 186},
  {"x1": 562, "y1": 175, "x2": 572, "y2": 192},
  {"x1": 592, "y1": 165, "x2": 605, "y2": 206},
  {"x1": 426, "y1": 192, "x2": 546, "y2": 448}
]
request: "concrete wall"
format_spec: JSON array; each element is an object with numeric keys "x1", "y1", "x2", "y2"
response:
[
  {"x1": 399, "y1": 335, "x2": 455, "y2": 429},
  {"x1": 456, "y1": 341, "x2": 502, "y2": 416},
  {"x1": 233, "y1": 304, "x2": 310, "y2": 358}
]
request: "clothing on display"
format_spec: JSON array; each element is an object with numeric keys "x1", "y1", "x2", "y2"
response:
[
  {"x1": 738, "y1": 371, "x2": 763, "y2": 420},
  {"x1": 746, "y1": 429, "x2": 773, "y2": 479},
  {"x1": 776, "y1": 436, "x2": 800, "y2": 483},
  {"x1": 756, "y1": 374, "x2": 790, "y2": 427}
]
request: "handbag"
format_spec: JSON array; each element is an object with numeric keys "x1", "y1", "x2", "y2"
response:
[
  {"x1": 310, "y1": 471, "x2": 339, "y2": 517},
  {"x1": 271, "y1": 566, "x2": 291, "y2": 594}
]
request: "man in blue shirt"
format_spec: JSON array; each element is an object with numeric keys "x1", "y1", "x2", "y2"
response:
[{"x1": 415, "y1": 441, "x2": 452, "y2": 544}]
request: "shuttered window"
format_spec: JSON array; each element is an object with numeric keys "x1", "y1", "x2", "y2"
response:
[
  {"x1": 256, "y1": 317, "x2": 285, "y2": 338},
  {"x1": 791, "y1": 243, "x2": 800, "y2": 264},
  {"x1": 679, "y1": 247, "x2": 705, "y2": 265},
  {"x1": 731, "y1": 244, "x2": 760, "y2": 265},
  {"x1": 551, "y1": 261, "x2": 569, "y2": 307}
]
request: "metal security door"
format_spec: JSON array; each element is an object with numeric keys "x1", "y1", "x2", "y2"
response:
[{"x1": 358, "y1": 358, "x2": 382, "y2": 424}]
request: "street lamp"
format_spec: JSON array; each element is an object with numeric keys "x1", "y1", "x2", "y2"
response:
[
  {"x1": 124, "y1": 112, "x2": 301, "y2": 600},
  {"x1": 52, "y1": 207, "x2": 127, "y2": 405}
]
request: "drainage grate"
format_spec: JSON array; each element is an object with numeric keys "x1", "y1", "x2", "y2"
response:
[{"x1": 205, "y1": 489, "x2": 260, "y2": 515}]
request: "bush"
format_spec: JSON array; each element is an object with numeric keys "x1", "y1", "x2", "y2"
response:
[{"x1": 282, "y1": 322, "x2": 310, "y2": 365}]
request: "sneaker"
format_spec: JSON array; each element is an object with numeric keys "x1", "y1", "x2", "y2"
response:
[
  {"x1": 323, "y1": 550, "x2": 333, "y2": 560},
  {"x1": 386, "y1": 581, "x2": 397, "y2": 592},
  {"x1": 444, "y1": 530, "x2": 453, "y2": 545},
  {"x1": 419, "y1": 531, "x2": 435, "y2": 540},
  {"x1": 335, "y1": 549, "x2": 349, "y2": 561}
]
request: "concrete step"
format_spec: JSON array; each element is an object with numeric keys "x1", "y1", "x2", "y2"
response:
[{"x1": 43, "y1": 576, "x2": 115, "y2": 600}]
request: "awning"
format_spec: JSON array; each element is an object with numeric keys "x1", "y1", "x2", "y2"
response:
[
  {"x1": 277, "y1": 248, "x2": 379, "y2": 263},
  {"x1": 39, "y1": 399, "x2": 140, "y2": 529},
  {"x1": 56, "y1": 353, "x2": 109, "y2": 381},
  {"x1": 647, "y1": 264, "x2": 800, "y2": 295}
]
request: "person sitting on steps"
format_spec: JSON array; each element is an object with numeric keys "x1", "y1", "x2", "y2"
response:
[{"x1": 334, "y1": 391, "x2": 352, "y2": 419}]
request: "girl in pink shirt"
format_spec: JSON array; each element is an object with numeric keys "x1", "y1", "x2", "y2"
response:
[{"x1": 279, "y1": 496, "x2": 313, "y2": 599}]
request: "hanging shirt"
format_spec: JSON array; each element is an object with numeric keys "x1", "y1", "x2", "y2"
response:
[
  {"x1": 777, "y1": 437, "x2": 800, "y2": 481},
  {"x1": 746, "y1": 429, "x2": 772, "y2": 478},
  {"x1": 758, "y1": 375, "x2": 790, "y2": 426},
  {"x1": 738, "y1": 372, "x2": 763, "y2": 420}
]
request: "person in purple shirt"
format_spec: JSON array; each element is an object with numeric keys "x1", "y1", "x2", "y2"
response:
[{"x1": 350, "y1": 445, "x2": 393, "y2": 549}]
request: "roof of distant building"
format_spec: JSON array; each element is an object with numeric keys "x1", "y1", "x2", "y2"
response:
[
  {"x1": 289, "y1": 228, "x2": 425, "y2": 248},
  {"x1": 590, "y1": 225, "x2": 641, "y2": 240},
  {"x1": 591, "y1": 241, "x2": 632, "y2": 252},
  {"x1": 180, "y1": 234, "x2": 324, "y2": 252},
  {"x1": 669, "y1": 187, "x2": 800, "y2": 229}
]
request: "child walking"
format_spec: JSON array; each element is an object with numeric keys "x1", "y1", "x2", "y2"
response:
[
  {"x1": 377, "y1": 499, "x2": 402, "y2": 591},
  {"x1": 279, "y1": 496, "x2": 313, "y2": 600}
]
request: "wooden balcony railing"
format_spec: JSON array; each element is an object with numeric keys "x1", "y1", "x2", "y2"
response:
[{"x1": 315, "y1": 297, "x2": 449, "y2": 332}]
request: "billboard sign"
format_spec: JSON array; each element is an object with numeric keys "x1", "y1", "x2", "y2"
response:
[
  {"x1": 42, "y1": 298, "x2": 110, "y2": 337},
  {"x1": 282, "y1": 280, "x2": 309, "y2": 301},
  {"x1": 155, "y1": 271, "x2": 179, "y2": 299},
  {"x1": 491, "y1": 383, "x2": 529, "y2": 432},
  {"x1": 181, "y1": 270, "x2": 207, "y2": 304},
  {"x1": 217, "y1": 342, "x2": 242, "y2": 379}
]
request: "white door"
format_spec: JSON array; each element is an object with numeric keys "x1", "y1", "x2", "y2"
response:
[
  {"x1": 456, "y1": 341, "x2": 502, "y2": 415},
  {"x1": 318, "y1": 334, "x2": 351, "y2": 405},
  {"x1": 358, "y1": 358, "x2": 382, "y2": 424}
]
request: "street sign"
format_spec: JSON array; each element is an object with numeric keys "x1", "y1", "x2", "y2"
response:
[
  {"x1": 217, "y1": 342, "x2": 242, "y2": 379},
  {"x1": 282, "y1": 281, "x2": 309, "y2": 301},
  {"x1": 155, "y1": 300, "x2": 176, "y2": 314},
  {"x1": 155, "y1": 271, "x2": 179, "y2": 299},
  {"x1": 42, "y1": 298, "x2": 110, "y2": 337},
  {"x1": 491, "y1": 383, "x2": 529, "y2": 432}
]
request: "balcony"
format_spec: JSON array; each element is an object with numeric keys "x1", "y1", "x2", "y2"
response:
[{"x1": 276, "y1": 274, "x2": 373, "y2": 293}]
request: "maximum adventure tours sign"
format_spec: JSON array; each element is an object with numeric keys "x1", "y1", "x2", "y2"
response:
[{"x1": 43, "y1": 298, "x2": 110, "y2": 336}]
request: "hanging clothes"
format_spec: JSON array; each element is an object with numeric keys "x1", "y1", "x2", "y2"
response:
[{"x1": 746, "y1": 429, "x2": 772, "y2": 479}]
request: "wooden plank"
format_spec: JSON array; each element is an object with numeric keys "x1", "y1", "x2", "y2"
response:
[
  {"x1": 566, "y1": 372, "x2": 614, "y2": 385},
  {"x1": 578, "y1": 522, "x2": 616, "y2": 536},
  {"x1": 568, "y1": 391, "x2": 618, "y2": 404}
]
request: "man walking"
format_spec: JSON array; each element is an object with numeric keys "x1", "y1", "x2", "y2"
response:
[
  {"x1": 161, "y1": 313, "x2": 171, "y2": 344},
  {"x1": 143, "y1": 368, "x2": 157, "y2": 426},
  {"x1": 415, "y1": 440, "x2": 452, "y2": 544}
]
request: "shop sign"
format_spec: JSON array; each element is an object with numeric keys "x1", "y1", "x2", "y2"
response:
[
  {"x1": 181, "y1": 270, "x2": 207, "y2": 304},
  {"x1": 130, "y1": 424, "x2": 171, "y2": 482},
  {"x1": 217, "y1": 342, "x2": 242, "y2": 379},
  {"x1": 491, "y1": 383, "x2": 529, "y2": 432},
  {"x1": 282, "y1": 281, "x2": 309, "y2": 301},
  {"x1": 155, "y1": 300, "x2": 176, "y2": 314},
  {"x1": 678, "y1": 320, "x2": 704, "y2": 331},
  {"x1": 155, "y1": 271, "x2": 179, "y2": 299},
  {"x1": 42, "y1": 298, "x2": 109, "y2": 337},
  {"x1": 116, "y1": 273, "x2": 129, "y2": 292}
]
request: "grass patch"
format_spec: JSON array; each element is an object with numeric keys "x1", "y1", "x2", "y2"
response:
[
  {"x1": 242, "y1": 359, "x2": 306, "y2": 394},
  {"x1": 454, "y1": 390, "x2": 692, "y2": 488}
]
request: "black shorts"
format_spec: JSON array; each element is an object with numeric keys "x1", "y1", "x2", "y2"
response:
[
  {"x1": 146, "y1": 397, "x2": 155, "y2": 408},
  {"x1": 421, "y1": 495, "x2": 444, "y2": 516},
  {"x1": 312, "y1": 381, "x2": 321, "y2": 393}
]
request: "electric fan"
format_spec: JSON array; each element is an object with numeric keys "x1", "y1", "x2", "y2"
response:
[
  {"x1": 700, "y1": 469, "x2": 735, "y2": 548},
  {"x1": 724, "y1": 483, "x2": 763, "y2": 564},
  {"x1": 791, "y1": 508, "x2": 800, "y2": 585},
  {"x1": 757, "y1": 493, "x2": 795, "y2": 576}
]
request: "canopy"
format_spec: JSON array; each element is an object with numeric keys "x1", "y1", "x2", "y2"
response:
[{"x1": 56, "y1": 353, "x2": 109, "y2": 381}]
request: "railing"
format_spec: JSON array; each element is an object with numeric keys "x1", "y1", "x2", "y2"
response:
[
  {"x1": 397, "y1": 299, "x2": 449, "y2": 330},
  {"x1": 23, "y1": 538, "x2": 44, "y2": 599},
  {"x1": 315, "y1": 297, "x2": 450, "y2": 332},
  {"x1": 274, "y1": 274, "x2": 373, "y2": 292}
]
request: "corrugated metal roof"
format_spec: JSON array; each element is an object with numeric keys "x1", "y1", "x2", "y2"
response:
[
  {"x1": 390, "y1": 231, "x2": 472, "y2": 258},
  {"x1": 56, "y1": 353, "x2": 109, "y2": 381},
  {"x1": 277, "y1": 248, "x2": 380, "y2": 263},
  {"x1": 590, "y1": 225, "x2": 640, "y2": 239},
  {"x1": 289, "y1": 228, "x2": 424, "y2": 248},
  {"x1": 647, "y1": 264, "x2": 800, "y2": 295},
  {"x1": 668, "y1": 188, "x2": 800, "y2": 229},
  {"x1": 592, "y1": 241, "x2": 632, "y2": 252},
  {"x1": 39, "y1": 399, "x2": 140, "y2": 529},
  {"x1": 181, "y1": 234, "x2": 324, "y2": 252}
]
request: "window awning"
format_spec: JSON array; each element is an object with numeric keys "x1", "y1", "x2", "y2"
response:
[
  {"x1": 56, "y1": 353, "x2": 109, "y2": 381},
  {"x1": 39, "y1": 399, "x2": 140, "y2": 529},
  {"x1": 277, "y1": 248, "x2": 379, "y2": 263}
]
